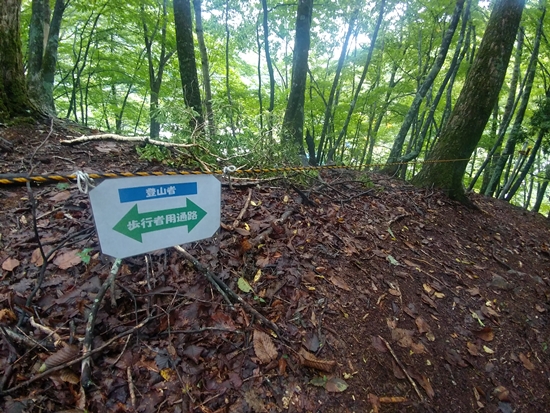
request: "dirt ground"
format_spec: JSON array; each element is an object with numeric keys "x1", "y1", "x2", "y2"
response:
[{"x1": 0, "y1": 121, "x2": 549, "y2": 413}]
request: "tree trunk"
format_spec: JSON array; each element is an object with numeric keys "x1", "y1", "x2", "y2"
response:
[
  {"x1": 27, "y1": 0, "x2": 67, "y2": 114},
  {"x1": 532, "y1": 163, "x2": 550, "y2": 213},
  {"x1": 316, "y1": 10, "x2": 357, "y2": 165},
  {"x1": 142, "y1": 0, "x2": 174, "y2": 139},
  {"x1": 383, "y1": 0, "x2": 465, "y2": 175},
  {"x1": 486, "y1": 5, "x2": 544, "y2": 196},
  {"x1": 192, "y1": 0, "x2": 213, "y2": 136},
  {"x1": 281, "y1": 0, "x2": 313, "y2": 159},
  {"x1": 327, "y1": 0, "x2": 385, "y2": 165},
  {"x1": 261, "y1": 0, "x2": 275, "y2": 142},
  {"x1": 0, "y1": 0, "x2": 34, "y2": 121},
  {"x1": 468, "y1": 29, "x2": 523, "y2": 192},
  {"x1": 174, "y1": 0, "x2": 204, "y2": 131},
  {"x1": 412, "y1": 0, "x2": 525, "y2": 204},
  {"x1": 41, "y1": 0, "x2": 68, "y2": 112},
  {"x1": 224, "y1": 0, "x2": 236, "y2": 142},
  {"x1": 27, "y1": 0, "x2": 47, "y2": 105}
]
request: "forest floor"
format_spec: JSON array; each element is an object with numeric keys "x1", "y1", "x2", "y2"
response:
[{"x1": 0, "y1": 120, "x2": 549, "y2": 413}]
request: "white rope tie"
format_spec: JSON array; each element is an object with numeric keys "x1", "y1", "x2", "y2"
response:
[{"x1": 75, "y1": 171, "x2": 95, "y2": 194}]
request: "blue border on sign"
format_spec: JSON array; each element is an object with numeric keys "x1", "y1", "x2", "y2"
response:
[{"x1": 118, "y1": 182, "x2": 198, "y2": 203}]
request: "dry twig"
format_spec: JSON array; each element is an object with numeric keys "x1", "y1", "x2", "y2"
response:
[{"x1": 379, "y1": 335, "x2": 424, "y2": 402}]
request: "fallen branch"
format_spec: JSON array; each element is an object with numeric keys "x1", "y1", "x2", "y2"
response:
[
  {"x1": 81, "y1": 258, "x2": 122, "y2": 389},
  {"x1": 251, "y1": 209, "x2": 295, "y2": 247},
  {"x1": 61, "y1": 134, "x2": 196, "y2": 148},
  {"x1": 175, "y1": 246, "x2": 282, "y2": 338},
  {"x1": 379, "y1": 335, "x2": 424, "y2": 402},
  {"x1": 0, "y1": 317, "x2": 151, "y2": 396},
  {"x1": 221, "y1": 188, "x2": 252, "y2": 231}
]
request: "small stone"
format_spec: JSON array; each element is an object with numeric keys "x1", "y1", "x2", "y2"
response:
[{"x1": 489, "y1": 274, "x2": 512, "y2": 290}]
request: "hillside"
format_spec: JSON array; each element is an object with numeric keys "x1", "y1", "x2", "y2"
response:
[{"x1": 0, "y1": 122, "x2": 549, "y2": 412}]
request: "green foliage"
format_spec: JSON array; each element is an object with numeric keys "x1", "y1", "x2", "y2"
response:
[{"x1": 15, "y1": 0, "x2": 550, "y2": 211}]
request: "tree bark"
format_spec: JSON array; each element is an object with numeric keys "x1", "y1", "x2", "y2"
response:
[
  {"x1": 281, "y1": 0, "x2": 313, "y2": 159},
  {"x1": 0, "y1": 0, "x2": 34, "y2": 121},
  {"x1": 261, "y1": 0, "x2": 275, "y2": 142},
  {"x1": 486, "y1": 4, "x2": 544, "y2": 196},
  {"x1": 27, "y1": 0, "x2": 67, "y2": 114},
  {"x1": 383, "y1": 0, "x2": 465, "y2": 175},
  {"x1": 174, "y1": 0, "x2": 204, "y2": 131},
  {"x1": 328, "y1": 0, "x2": 385, "y2": 165},
  {"x1": 412, "y1": 0, "x2": 525, "y2": 204},
  {"x1": 142, "y1": 0, "x2": 174, "y2": 139},
  {"x1": 192, "y1": 0, "x2": 213, "y2": 136},
  {"x1": 316, "y1": 10, "x2": 357, "y2": 165},
  {"x1": 468, "y1": 29, "x2": 523, "y2": 192}
]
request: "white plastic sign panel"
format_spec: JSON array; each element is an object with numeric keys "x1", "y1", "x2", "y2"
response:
[{"x1": 89, "y1": 175, "x2": 220, "y2": 258}]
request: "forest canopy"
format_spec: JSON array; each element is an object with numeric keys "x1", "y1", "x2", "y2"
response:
[{"x1": 2, "y1": 0, "x2": 550, "y2": 212}]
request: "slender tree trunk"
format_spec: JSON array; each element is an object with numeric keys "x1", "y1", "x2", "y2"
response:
[
  {"x1": 41, "y1": 0, "x2": 67, "y2": 112},
  {"x1": 224, "y1": 0, "x2": 236, "y2": 142},
  {"x1": 143, "y1": 0, "x2": 174, "y2": 139},
  {"x1": 469, "y1": 29, "x2": 524, "y2": 192},
  {"x1": 281, "y1": 0, "x2": 313, "y2": 159},
  {"x1": 0, "y1": 0, "x2": 34, "y2": 121},
  {"x1": 174, "y1": 0, "x2": 204, "y2": 130},
  {"x1": 261, "y1": 0, "x2": 275, "y2": 142},
  {"x1": 383, "y1": 0, "x2": 465, "y2": 175},
  {"x1": 315, "y1": 10, "x2": 357, "y2": 165},
  {"x1": 27, "y1": 0, "x2": 47, "y2": 105},
  {"x1": 27, "y1": 0, "x2": 67, "y2": 114},
  {"x1": 328, "y1": 0, "x2": 385, "y2": 165},
  {"x1": 407, "y1": 0, "x2": 471, "y2": 164},
  {"x1": 412, "y1": 0, "x2": 525, "y2": 204},
  {"x1": 532, "y1": 163, "x2": 550, "y2": 212},
  {"x1": 192, "y1": 0, "x2": 214, "y2": 136},
  {"x1": 486, "y1": 5, "x2": 544, "y2": 196}
]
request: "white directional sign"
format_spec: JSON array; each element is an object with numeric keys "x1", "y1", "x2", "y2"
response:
[{"x1": 89, "y1": 175, "x2": 220, "y2": 258}]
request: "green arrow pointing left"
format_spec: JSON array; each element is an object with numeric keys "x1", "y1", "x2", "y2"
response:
[{"x1": 113, "y1": 198, "x2": 207, "y2": 242}]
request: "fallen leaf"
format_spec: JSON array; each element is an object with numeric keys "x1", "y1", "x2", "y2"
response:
[
  {"x1": 329, "y1": 275, "x2": 351, "y2": 291},
  {"x1": 325, "y1": 377, "x2": 348, "y2": 393},
  {"x1": 40, "y1": 345, "x2": 80, "y2": 372},
  {"x1": 483, "y1": 345, "x2": 494, "y2": 354},
  {"x1": 244, "y1": 389, "x2": 267, "y2": 412},
  {"x1": 410, "y1": 341, "x2": 426, "y2": 354},
  {"x1": 49, "y1": 190, "x2": 71, "y2": 202},
  {"x1": 309, "y1": 376, "x2": 327, "y2": 387},
  {"x1": 0, "y1": 309, "x2": 17, "y2": 323},
  {"x1": 493, "y1": 385, "x2": 510, "y2": 401},
  {"x1": 421, "y1": 294, "x2": 437, "y2": 309},
  {"x1": 237, "y1": 277, "x2": 253, "y2": 293},
  {"x1": 298, "y1": 348, "x2": 336, "y2": 372},
  {"x1": 53, "y1": 249, "x2": 82, "y2": 270},
  {"x1": 518, "y1": 353, "x2": 535, "y2": 370},
  {"x1": 415, "y1": 317, "x2": 431, "y2": 334},
  {"x1": 2, "y1": 257, "x2": 20, "y2": 271},
  {"x1": 391, "y1": 328, "x2": 414, "y2": 348},
  {"x1": 392, "y1": 360, "x2": 405, "y2": 379},
  {"x1": 371, "y1": 336, "x2": 387, "y2": 353},
  {"x1": 466, "y1": 287, "x2": 481, "y2": 296},
  {"x1": 182, "y1": 345, "x2": 204, "y2": 364},
  {"x1": 473, "y1": 327, "x2": 494, "y2": 342},
  {"x1": 253, "y1": 330, "x2": 278, "y2": 364},
  {"x1": 418, "y1": 375, "x2": 435, "y2": 399},
  {"x1": 466, "y1": 342, "x2": 479, "y2": 356},
  {"x1": 386, "y1": 255, "x2": 400, "y2": 266},
  {"x1": 535, "y1": 304, "x2": 546, "y2": 313}
]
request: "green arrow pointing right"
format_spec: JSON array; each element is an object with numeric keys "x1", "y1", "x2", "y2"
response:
[{"x1": 113, "y1": 198, "x2": 207, "y2": 242}]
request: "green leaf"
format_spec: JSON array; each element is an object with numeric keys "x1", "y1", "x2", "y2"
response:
[
  {"x1": 309, "y1": 376, "x2": 328, "y2": 387},
  {"x1": 386, "y1": 255, "x2": 400, "y2": 266},
  {"x1": 325, "y1": 377, "x2": 348, "y2": 393},
  {"x1": 237, "y1": 277, "x2": 253, "y2": 293}
]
